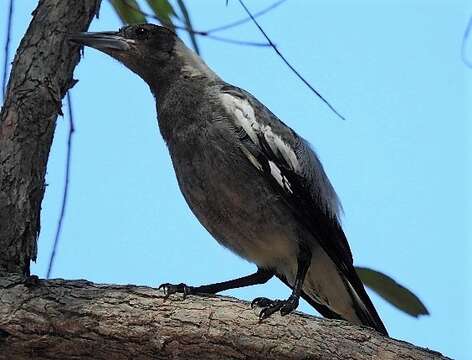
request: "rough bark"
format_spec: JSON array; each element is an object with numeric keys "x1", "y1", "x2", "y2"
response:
[
  {"x1": 0, "y1": 0, "x2": 100, "y2": 275},
  {"x1": 0, "y1": 276, "x2": 447, "y2": 360}
]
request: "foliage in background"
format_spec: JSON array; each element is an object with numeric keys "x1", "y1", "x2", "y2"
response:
[
  {"x1": 110, "y1": 0, "x2": 147, "y2": 24},
  {"x1": 357, "y1": 267, "x2": 429, "y2": 317}
]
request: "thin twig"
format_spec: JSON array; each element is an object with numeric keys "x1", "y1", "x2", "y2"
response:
[
  {"x1": 205, "y1": 0, "x2": 286, "y2": 34},
  {"x1": 2, "y1": 0, "x2": 14, "y2": 98},
  {"x1": 173, "y1": 25, "x2": 270, "y2": 47},
  {"x1": 205, "y1": 33, "x2": 270, "y2": 47},
  {"x1": 175, "y1": 0, "x2": 200, "y2": 54},
  {"x1": 46, "y1": 91, "x2": 75, "y2": 279},
  {"x1": 462, "y1": 14, "x2": 472, "y2": 68},
  {"x1": 113, "y1": 0, "x2": 270, "y2": 47},
  {"x1": 237, "y1": 0, "x2": 345, "y2": 120}
]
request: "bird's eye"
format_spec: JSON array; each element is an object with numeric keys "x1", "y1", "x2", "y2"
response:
[{"x1": 134, "y1": 26, "x2": 149, "y2": 39}]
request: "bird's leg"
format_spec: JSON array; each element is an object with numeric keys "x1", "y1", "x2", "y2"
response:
[
  {"x1": 158, "y1": 267, "x2": 274, "y2": 299},
  {"x1": 252, "y1": 244, "x2": 312, "y2": 320}
]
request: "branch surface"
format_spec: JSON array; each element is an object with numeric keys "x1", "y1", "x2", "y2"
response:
[
  {"x1": 0, "y1": 0, "x2": 99, "y2": 275},
  {"x1": 0, "y1": 276, "x2": 448, "y2": 360}
]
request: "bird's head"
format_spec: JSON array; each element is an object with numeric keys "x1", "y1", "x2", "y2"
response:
[{"x1": 69, "y1": 24, "x2": 216, "y2": 88}]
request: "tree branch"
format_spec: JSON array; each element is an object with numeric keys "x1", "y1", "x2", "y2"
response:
[
  {"x1": 0, "y1": 0, "x2": 100, "y2": 275},
  {"x1": 0, "y1": 276, "x2": 448, "y2": 360}
]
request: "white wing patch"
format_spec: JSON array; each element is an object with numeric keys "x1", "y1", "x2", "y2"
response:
[
  {"x1": 263, "y1": 128, "x2": 299, "y2": 171},
  {"x1": 268, "y1": 161, "x2": 293, "y2": 193},
  {"x1": 220, "y1": 93, "x2": 259, "y2": 144},
  {"x1": 240, "y1": 145, "x2": 263, "y2": 171},
  {"x1": 220, "y1": 92, "x2": 299, "y2": 194}
]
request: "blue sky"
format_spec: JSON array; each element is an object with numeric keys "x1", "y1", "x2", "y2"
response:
[{"x1": 2, "y1": 1, "x2": 471, "y2": 358}]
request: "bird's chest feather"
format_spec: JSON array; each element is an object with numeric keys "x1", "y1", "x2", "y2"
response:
[
  {"x1": 164, "y1": 119, "x2": 297, "y2": 266},
  {"x1": 168, "y1": 121, "x2": 263, "y2": 225}
]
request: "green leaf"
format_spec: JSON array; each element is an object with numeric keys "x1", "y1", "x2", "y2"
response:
[
  {"x1": 176, "y1": 0, "x2": 200, "y2": 55},
  {"x1": 146, "y1": 0, "x2": 176, "y2": 31},
  {"x1": 110, "y1": 0, "x2": 147, "y2": 25},
  {"x1": 356, "y1": 266, "x2": 429, "y2": 317}
]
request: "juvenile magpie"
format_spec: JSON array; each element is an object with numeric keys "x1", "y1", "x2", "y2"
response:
[{"x1": 70, "y1": 24, "x2": 388, "y2": 335}]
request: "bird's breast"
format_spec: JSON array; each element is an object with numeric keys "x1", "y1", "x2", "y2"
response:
[{"x1": 165, "y1": 120, "x2": 298, "y2": 268}]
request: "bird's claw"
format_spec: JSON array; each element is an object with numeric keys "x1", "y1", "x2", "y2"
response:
[
  {"x1": 158, "y1": 282, "x2": 193, "y2": 299},
  {"x1": 24, "y1": 275, "x2": 40, "y2": 288},
  {"x1": 251, "y1": 295, "x2": 299, "y2": 320}
]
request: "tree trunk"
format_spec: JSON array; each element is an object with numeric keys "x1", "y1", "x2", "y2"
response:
[
  {"x1": 0, "y1": 276, "x2": 448, "y2": 360},
  {"x1": 0, "y1": 1, "x2": 449, "y2": 359},
  {"x1": 0, "y1": 0, "x2": 100, "y2": 275}
]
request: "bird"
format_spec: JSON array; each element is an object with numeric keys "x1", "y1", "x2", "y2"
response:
[{"x1": 70, "y1": 24, "x2": 388, "y2": 336}]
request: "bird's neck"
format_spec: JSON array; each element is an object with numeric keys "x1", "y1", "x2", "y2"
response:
[
  {"x1": 173, "y1": 41, "x2": 219, "y2": 80},
  {"x1": 148, "y1": 42, "x2": 222, "y2": 144},
  {"x1": 148, "y1": 52, "x2": 219, "y2": 103},
  {"x1": 152, "y1": 75, "x2": 217, "y2": 145}
]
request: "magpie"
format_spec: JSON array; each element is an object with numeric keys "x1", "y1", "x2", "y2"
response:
[{"x1": 70, "y1": 24, "x2": 388, "y2": 336}]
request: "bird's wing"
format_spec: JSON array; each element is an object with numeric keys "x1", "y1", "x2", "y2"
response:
[
  {"x1": 219, "y1": 84, "x2": 388, "y2": 335},
  {"x1": 219, "y1": 84, "x2": 352, "y2": 271}
]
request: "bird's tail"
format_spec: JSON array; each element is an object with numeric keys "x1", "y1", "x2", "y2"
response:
[
  {"x1": 302, "y1": 273, "x2": 387, "y2": 335},
  {"x1": 340, "y1": 273, "x2": 388, "y2": 335},
  {"x1": 277, "y1": 259, "x2": 388, "y2": 336}
]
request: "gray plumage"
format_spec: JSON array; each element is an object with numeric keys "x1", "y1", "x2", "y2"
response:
[{"x1": 70, "y1": 24, "x2": 388, "y2": 336}]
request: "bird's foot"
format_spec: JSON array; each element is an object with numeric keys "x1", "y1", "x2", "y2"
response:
[
  {"x1": 158, "y1": 282, "x2": 194, "y2": 299},
  {"x1": 251, "y1": 295, "x2": 299, "y2": 320},
  {"x1": 23, "y1": 275, "x2": 40, "y2": 288}
]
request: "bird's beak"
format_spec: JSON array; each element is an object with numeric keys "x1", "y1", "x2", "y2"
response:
[{"x1": 69, "y1": 31, "x2": 131, "y2": 51}]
